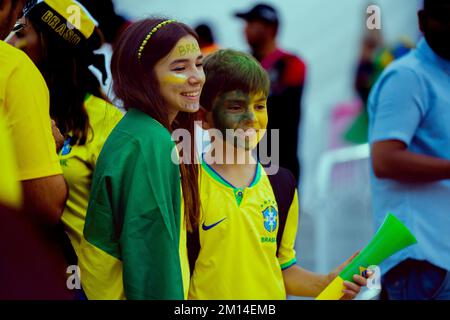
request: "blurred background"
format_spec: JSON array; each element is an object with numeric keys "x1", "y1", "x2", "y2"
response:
[{"x1": 110, "y1": 0, "x2": 422, "y2": 298}]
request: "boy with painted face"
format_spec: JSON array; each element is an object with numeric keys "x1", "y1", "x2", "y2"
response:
[{"x1": 190, "y1": 49, "x2": 367, "y2": 300}]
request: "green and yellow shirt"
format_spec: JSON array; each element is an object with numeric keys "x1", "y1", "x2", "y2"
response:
[{"x1": 80, "y1": 108, "x2": 189, "y2": 300}]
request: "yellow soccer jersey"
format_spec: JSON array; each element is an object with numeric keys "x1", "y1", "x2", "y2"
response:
[
  {"x1": 0, "y1": 40, "x2": 61, "y2": 180},
  {"x1": 60, "y1": 94, "x2": 123, "y2": 257},
  {"x1": 0, "y1": 111, "x2": 22, "y2": 209},
  {"x1": 179, "y1": 187, "x2": 190, "y2": 299},
  {"x1": 189, "y1": 162, "x2": 299, "y2": 300}
]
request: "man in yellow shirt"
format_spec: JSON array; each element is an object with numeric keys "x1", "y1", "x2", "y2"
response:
[
  {"x1": 0, "y1": 0, "x2": 74, "y2": 299},
  {"x1": 0, "y1": 0, "x2": 67, "y2": 226}
]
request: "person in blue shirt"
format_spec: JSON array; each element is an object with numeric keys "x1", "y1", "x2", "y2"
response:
[{"x1": 368, "y1": 0, "x2": 450, "y2": 300}]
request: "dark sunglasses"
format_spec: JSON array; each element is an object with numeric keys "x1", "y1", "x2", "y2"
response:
[{"x1": 11, "y1": 22, "x2": 28, "y2": 33}]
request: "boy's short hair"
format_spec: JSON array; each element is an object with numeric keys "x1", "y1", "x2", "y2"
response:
[{"x1": 200, "y1": 49, "x2": 270, "y2": 111}]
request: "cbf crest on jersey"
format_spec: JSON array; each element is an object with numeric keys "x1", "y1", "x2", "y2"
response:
[
  {"x1": 262, "y1": 206, "x2": 278, "y2": 232},
  {"x1": 61, "y1": 137, "x2": 72, "y2": 155}
]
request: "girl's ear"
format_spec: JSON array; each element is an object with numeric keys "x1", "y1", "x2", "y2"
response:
[{"x1": 198, "y1": 106, "x2": 212, "y2": 130}]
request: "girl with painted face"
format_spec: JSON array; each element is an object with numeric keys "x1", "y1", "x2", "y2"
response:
[{"x1": 79, "y1": 18, "x2": 204, "y2": 300}]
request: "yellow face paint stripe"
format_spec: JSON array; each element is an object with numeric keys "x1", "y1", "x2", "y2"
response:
[
  {"x1": 315, "y1": 276, "x2": 345, "y2": 300},
  {"x1": 162, "y1": 74, "x2": 188, "y2": 85}
]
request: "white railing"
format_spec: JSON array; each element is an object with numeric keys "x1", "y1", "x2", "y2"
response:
[{"x1": 313, "y1": 143, "x2": 380, "y2": 300}]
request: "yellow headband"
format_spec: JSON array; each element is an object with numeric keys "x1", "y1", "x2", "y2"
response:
[{"x1": 138, "y1": 19, "x2": 176, "y2": 60}]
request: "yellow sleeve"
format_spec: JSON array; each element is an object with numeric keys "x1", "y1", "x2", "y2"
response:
[
  {"x1": 88, "y1": 99, "x2": 123, "y2": 165},
  {"x1": 4, "y1": 53, "x2": 61, "y2": 181},
  {"x1": 78, "y1": 236, "x2": 125, "y2": 300},
  {"x1": 0, "y1": 112, "x2": 22, "y2": 209},
  {"x1": 278, "y1": 189, "x2": 299, "y2": 269}
]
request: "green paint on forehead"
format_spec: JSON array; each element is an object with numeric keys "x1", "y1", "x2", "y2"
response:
[
  {"x1": 213, "y1": 90, "x2": 266, "y2": 109},
  {"x1": 216, "y1": 90, "x2": 250, "y2": 103},
  {"x1": 209, "y1": 89, "x2": 268, "y2": 151},
  {"x1": 213, "y1": 91, "x2": 251, "y2": 122},
  {"x1": 212, "y1": 92, "x2": 241, "y2": 131},
  {"x1": 178, "y1": 43, "x2": 201, "y2": 56}
]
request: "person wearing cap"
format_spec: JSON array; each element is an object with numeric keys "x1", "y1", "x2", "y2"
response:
[
  {"x1": 8, "y1": 0, "x2": 124, "y2": 287},
  {"x1": 235, "y1": 3, "x2": 306, "y2": 182}
]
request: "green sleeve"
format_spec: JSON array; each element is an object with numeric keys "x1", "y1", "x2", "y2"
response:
[
  {"x1": 83, "y1": 173, "x2": 121, "y2": 260},
  {"x1": 122, "y1": 142, "x2": 184, "y2": 300},
  {"x1": 84, "y1": 133, "x2": 184, "y2": 300}
]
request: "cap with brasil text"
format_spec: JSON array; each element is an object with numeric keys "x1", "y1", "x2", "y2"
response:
[
  {"x1": 235, "y1": 3, "x2": 279, "y2": 25},
  {"x1": 24, "y1": 0, "x2": 99, "y2": 47},
  {"x1": 23, "y1": 0, "x2": 107, "y2": 83}
]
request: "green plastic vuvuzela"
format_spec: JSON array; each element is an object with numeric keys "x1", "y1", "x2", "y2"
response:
[{"x1": 316, "y1": 213, "x2": 417, "y2": 300}]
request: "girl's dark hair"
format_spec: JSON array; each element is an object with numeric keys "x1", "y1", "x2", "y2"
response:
[
  {"x1": 32, "y1": 21, "x2": 107, "y2": 146},
  {"x1": 111, "y1": 18, "x2": 201, "y2": 232}
]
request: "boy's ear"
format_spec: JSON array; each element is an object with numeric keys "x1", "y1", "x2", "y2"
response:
[{"x1": 198, "y1": 106, "x2": 212, "y2": 130}]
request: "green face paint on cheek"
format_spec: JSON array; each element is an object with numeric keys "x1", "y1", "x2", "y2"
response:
[
  {"x1": 213, "y1": 108, "x2": 244, "y2": 135},
  {"x1": 212, "y1": 91, "x2": 245, "y2": 133}
]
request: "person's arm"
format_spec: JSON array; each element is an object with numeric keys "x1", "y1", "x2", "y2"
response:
[
  {"x1": 372, "y1": 140, "x2": 450, "y2": 182},
  {"x1": 275, "y1": 190, "x2": 364, "y2": 299},
  {"x1": 6, "y1": 53, "x2": 68, "y2": 226},
  {"x1": 21, "y1": 175, "x2": 68, "y2": 225},
  {"x1": 51, "y1": 119, "x2": 65, "y2": 152},
  {"x1": 81, "y1": 149, "x2": 126, "y2": 300},
  {"x1": 282, "y1": 264, "x2": 329, "y2": 297},
  {"x1": 83, "y1": 130, "x2": 185, "y2": 300},
  {"x1": 282, "y1": 254, "x2": 368, "y2": 299},
  {"x1": 368, "y1": 67, "x2": 450, "y2": 182},
  {"x1": 120, "y1": 143, "x2": 185, "y2": 300}
]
